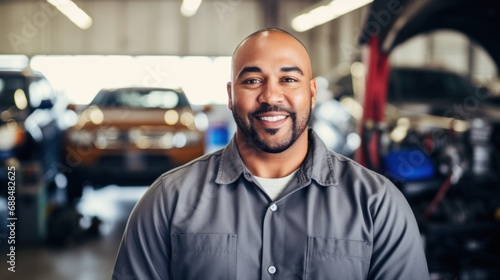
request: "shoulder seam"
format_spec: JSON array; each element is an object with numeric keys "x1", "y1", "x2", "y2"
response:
[{"x1": 158, "y1": 150, "x2": 223, "y2": 180}]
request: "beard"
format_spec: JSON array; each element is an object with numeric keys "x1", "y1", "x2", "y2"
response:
[{"x1": 232, "y1": 102, "x2": 311, "y2": 153}]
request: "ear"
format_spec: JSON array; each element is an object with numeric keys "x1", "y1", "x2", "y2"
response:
[
  {"x1": 310, "y1": 78, "x2": 317, "y2": 109},
  {"x1": 227, "y1": 82, "x2": 233, "y2": 111}
]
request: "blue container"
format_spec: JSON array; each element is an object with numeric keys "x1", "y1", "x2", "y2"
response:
[
  {"x1": 205, "y1": 124, "x2": 230, "y2": 153},
  {"x1": 384, "y1": 149, "x2": 435, "y2": 181}
]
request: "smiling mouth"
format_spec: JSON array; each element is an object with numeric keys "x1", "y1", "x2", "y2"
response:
[{"x1": 258, "y1": 115, "x2": 287, "y2": 122}]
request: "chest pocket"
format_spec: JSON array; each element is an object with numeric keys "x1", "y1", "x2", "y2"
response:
[
  {"x1": 305, "y1": 237, "x2": 372, "y2": 280},
  {"x1": 171, "y1": 233, "x2": 237, "y2": 280}
]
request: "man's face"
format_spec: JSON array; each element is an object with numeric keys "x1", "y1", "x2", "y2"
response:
[{"x1": 228, "y1": 31, "x2": 317, "y2": 153}]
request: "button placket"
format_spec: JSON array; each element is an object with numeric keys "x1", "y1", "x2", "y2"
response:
[
  {"x1": 266, "y1": 204, "x2": 278, "y2": 277},
  {"x1": 262, "y1": 201, "x2": 281, "y2": 279}
]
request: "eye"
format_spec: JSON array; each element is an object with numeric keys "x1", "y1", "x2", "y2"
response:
[
  {"x1": 241, "y1": 78, "x2": 262, "y2": 85},
  {"x1": 282, "y1": 77, "x2": 298, "y2": 83}
]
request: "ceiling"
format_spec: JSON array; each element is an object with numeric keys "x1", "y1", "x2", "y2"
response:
[{"x1": 360, "y1": 0, "x2": 500, "y2": 67}]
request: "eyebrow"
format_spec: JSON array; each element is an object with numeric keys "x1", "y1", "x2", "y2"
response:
[
  {"x1": 237, "y1": 66, "x2": 261, "y2": 79},
  {"x1": 237, "y1": 66, "x2": 304, "y2": 79},
  {"x1": 280, "y1": 66, "x2": 304, "y2": 76}
]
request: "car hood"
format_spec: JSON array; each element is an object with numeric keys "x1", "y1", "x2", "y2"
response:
[
  {"x1": 390, "y1": 100, "x2": 500, "y2": 122},
  {"x1": 74, "y1": 106, "x2": 195, "y2": 129}
]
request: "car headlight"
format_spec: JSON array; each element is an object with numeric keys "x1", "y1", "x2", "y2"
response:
[
  {"x1": 158, "y1": 130, "x2": 202, "y2": 148},
  {"x1": 173, "y1": 130, "x2": 202, "y2": 148},
  {"x1": 0, "y1": 123, "x2": 17, "y2": 151},
  {"x1": 0, "y1": 122, "x2": 24, "y2": 151},
  {"x1": 194, "y1": 112, "x2": 209, "y2": 131}
]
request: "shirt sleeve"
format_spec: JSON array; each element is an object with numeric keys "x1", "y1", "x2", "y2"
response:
[
  {"x1": 368, "y1": 179, "x2": 430, "y2": 280},
  {"x1": 112, "y1": 178, "x2": 170, "y2": 280}
]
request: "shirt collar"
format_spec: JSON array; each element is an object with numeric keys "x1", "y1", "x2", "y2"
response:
[
  {"x1": 215, "y1": 136, "x2": 246, "y2": 184},
  {"x1": 297, "y1": 129, "x2": 338, "y2": 187},
  {"x1": 215, "y1": 129, "x2": 338, "y2": 187}
]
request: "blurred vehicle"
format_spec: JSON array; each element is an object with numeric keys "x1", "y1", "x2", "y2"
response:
[
  {"x1": 310, "y1": 99, "x2": 360, "y2": 157},
  {"x1": 330, "y1": 66, "x2": 500, "y2": 184},
  {"x1": 330, "y1": 65, "x2": 500, "y2": 192},
  {"x1": 0, "y1": 67, "x2": 67, "y2": 196},
  {"x1": 330, "y1": 66, "x2": 500, "y2": 276},
  {"x1": 308, "y1": 76, "x2": 361, "y2": 158},
  {"x1": 63, "y1": 87, "x2": 207, "y2": 201}
]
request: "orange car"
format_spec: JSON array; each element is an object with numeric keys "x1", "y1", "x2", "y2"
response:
[{"x1": 63, "y1": 87, "x2": 207, "y2": 201}]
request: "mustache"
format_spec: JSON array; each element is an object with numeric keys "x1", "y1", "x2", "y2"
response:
[{"x1": 250, "y1": 104, "x2": 292, "y2": 117}]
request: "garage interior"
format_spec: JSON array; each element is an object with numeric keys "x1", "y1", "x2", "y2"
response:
[{"x1": 0, "y1": 0, "x2": 499, "y2": 279}]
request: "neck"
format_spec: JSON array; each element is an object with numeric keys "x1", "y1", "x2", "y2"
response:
[{"x1": 235, "y1": 129, "x2": 309, "y2": 178}]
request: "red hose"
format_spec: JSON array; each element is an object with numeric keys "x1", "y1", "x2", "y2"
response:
[{"x1": 424, "y1": 173, "x2": 453, "y2": 220}]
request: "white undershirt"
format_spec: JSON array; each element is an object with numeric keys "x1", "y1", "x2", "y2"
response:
[{"x1": 254, "y1": 170, "x2": 298, "y2": 201}]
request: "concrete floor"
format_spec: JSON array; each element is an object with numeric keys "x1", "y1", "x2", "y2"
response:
[{"x1": 0, "y1": 185, "x2": 147, "y2": 280}]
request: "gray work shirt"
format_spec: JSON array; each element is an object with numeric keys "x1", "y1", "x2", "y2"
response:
[{"x1": 113, "y1": 130, "x2": 429, "y2": 280}]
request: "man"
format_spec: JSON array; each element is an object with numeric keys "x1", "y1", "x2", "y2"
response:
[{"x1": 112, "y1": 28, "x2": 429, "y2": 279}]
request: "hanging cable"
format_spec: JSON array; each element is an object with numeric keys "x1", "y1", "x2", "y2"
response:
[{"x1": 424, "y1": 172, "x2": 453, "y2": 220}]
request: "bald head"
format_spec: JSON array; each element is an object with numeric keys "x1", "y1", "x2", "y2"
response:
[
  {"x1": 232, "y1": 28, "x2": 309, "y2": 57},
  {"x1": 231, "y1": 28, "x2": 313, "y2": 81}
]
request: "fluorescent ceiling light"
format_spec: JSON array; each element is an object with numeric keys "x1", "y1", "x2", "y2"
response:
[
  {"x1": 292, "y1": 0, "x2": 373, "y2": 32},
  {"x1": 181, "y1": 0, "x2": 203, "y2": 17},
  {"x1": 47, "y1": 0, "x2": 92, "y2": 30}
]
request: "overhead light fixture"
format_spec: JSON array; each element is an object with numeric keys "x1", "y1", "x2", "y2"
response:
[
  {"x1": 181, "y1": 0, "x2": 203, "y2": 17},
  {"x1": 292, "y1": 0, "x2": 373, "y2": 32},
  {"x1": 47, "y1": 0, "x2": 93, "y2": 30}
]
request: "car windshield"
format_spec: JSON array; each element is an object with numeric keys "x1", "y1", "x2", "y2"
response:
[
  {"x1": 90, "y1": 89, "x2": 190, "y2": 109},
  {"x1": 0, "y1": 75, "x2": 28, "y2": 110},
  {"x1": 388, "y1": 69, "x2": 477, "y2": 102}
]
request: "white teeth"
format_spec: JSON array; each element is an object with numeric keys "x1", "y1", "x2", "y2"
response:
[{"x1": 259, "y1": 115, "x2": 286, "y2": 122}]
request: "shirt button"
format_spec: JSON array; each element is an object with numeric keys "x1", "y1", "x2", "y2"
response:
[
  {"x1": 268, "y1": 265, "x2": 277, "y2": 274},
  {"x1": 270, "y1": 204, "x2": 278, "y2": 212}
]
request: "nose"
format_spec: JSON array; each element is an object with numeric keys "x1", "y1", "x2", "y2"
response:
[{"x1": 257, "y1": 80, "x2": 284, "y2": 105}]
